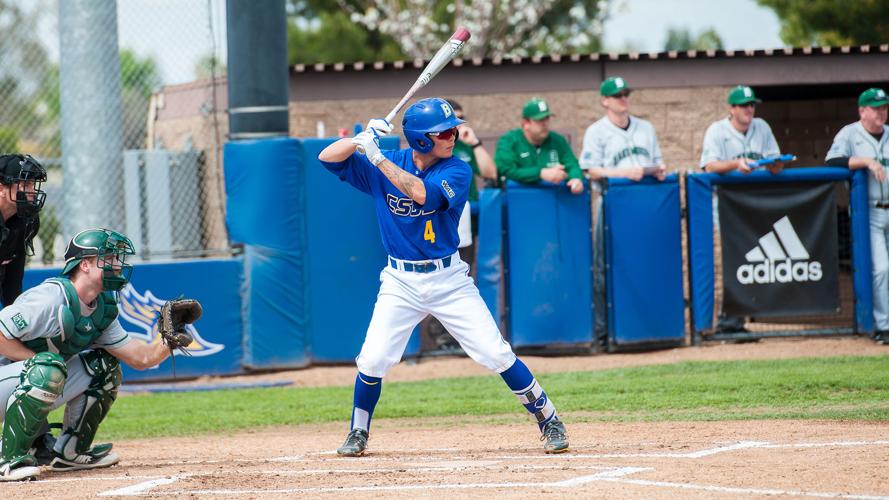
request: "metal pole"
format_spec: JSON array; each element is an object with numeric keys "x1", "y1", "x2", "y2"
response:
[
  {"x1": 226, "y1": 0, "x2": 289, "y2": 139},
  {"x1": 59, "y1": 0, "x2": 125, "y2": 239}
]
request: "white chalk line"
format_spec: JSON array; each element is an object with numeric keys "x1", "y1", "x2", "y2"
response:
[
  {"x1": 88, "y1": 438, "x2": 889, "y2": 497},
  {"x1": 101, "y1": 468, "x2": 649, "y2": 496},
  {"x1": 598, "y1": 477, "x2": 889, "y2": 500},
  {"x1": 98, "y1": 475, "x2": 188, "y2": 497}
]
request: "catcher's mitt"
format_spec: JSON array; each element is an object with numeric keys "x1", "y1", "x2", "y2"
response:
[{"x1": 158, "y1": 298, "x2": 202, "y2": 355}]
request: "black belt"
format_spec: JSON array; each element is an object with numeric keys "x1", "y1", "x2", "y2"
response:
[
  {"x1": 389, "y1": 255, "x2": 452, "y2": 273},
  {"x1": 876, "y1": 202, "x2": 889, "y2": 209}
]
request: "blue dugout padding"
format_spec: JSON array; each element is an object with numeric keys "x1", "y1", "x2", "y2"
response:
[
  {"x1": 476, "y1": 188, "x2": 505, "y2": 326},
  {"x1": 505, "y1": 181, "x2": 593, "y2": 348},
  {"x1": 23, "y1": 258, "x2": 244, "y2": 382},
  {"x1": 299, "y1": 137, "x2": 419, "y2": 363},
  {"x1": 686, "y1": 167, "x2": 872, "y2": 335},
  {"x1": 225, "y1": 138, "x2": 309, "y2": 369},
  {"x1": 604, "y1": 174, "x2": 685, "y2": 347},
  {"x1": 224, "y1": 137, "x2": 419, "y2": 368}
]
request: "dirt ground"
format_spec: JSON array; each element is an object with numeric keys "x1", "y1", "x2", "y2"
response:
[{"x1": 3, "y1": 336, "x2": 888, "y2": 499}]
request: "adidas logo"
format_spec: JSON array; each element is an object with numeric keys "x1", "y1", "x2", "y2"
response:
[{"x1": 736, "y1": 216, "x2": 823, "y2": 285}]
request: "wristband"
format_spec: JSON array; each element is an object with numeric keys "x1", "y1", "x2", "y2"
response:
[{"x1": 471, "y1": 140, "x2": 483, "y2": 148}]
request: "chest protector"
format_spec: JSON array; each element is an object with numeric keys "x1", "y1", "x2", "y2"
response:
[{"x1": 23, "y1": 278, "x2": 119, "y2": 360}]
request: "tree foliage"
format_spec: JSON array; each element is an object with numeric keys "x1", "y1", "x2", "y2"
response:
[
  {"x1": 663, "y1": 27, "x2": 723, "y2": 52},
  {"x1": 0, "y1": 0, "x2": 56, "y2": 155},
  {"x1": 758, "y1": 0, "x2": 889, "y2": 46},
  {"x1": 287, "y1": 0, "x2": 611, "y2": 63},
  {"x1": 287, "y1": 0, "x2": 405, "y2": 64}
]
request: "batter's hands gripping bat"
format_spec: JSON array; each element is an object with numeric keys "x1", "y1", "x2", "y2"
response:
[{"x1": 356, "y1": 27, "x2": 471, "y2": 154}]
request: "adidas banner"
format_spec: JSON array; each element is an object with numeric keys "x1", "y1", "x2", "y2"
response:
[{"x1": 718, "y1": 182, "x2": 839, "y2": 317}]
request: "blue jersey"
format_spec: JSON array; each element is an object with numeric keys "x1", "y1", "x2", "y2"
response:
[{"x1": 322, "y1": 148, "x2": 471, "y2": 260}]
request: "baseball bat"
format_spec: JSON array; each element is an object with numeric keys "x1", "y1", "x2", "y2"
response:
[{"x1": 357, "y1": 27, "x2": 471, "y2": 153}]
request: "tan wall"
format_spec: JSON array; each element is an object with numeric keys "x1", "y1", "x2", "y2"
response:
[{"x1": 288, "y1": 85, "x2": 734, "y2": 172}]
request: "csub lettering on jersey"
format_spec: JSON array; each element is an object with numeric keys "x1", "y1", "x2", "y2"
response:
[
  {"x1": 387, "y1": 194, "x2": 436, "y2": 217},
  {"x1": 611, "y1": 146, "x2": 651, "y2": 165}
]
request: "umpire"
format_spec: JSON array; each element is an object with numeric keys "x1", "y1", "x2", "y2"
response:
[
  {"x1": 0, "y1": 153, "x2": 48, "y2": 460},
  {"x1": 0, "y1": 154, "x2": 46, "y2": 305}
]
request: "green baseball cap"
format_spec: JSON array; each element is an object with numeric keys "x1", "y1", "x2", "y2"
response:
[
  {"x1": 600, "y1": 76, "x2": 629, "y2": 97},
  {"x1": 522, "y1": 98, "x2": 553, "y2": 120},
  {"x1": 727, "y1": 85, "x2": 761, "y2": 105},
  {"x1": 859, "y1": 88, "x2": 888, "y2": 107}
]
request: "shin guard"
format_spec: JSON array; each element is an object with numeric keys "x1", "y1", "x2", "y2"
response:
[
  {"x1": 54, "y1": 350, "x2": 120, "y2": 459},
  {"x1": 2, "y1": 353, "x2": 67, "y2": 464}
]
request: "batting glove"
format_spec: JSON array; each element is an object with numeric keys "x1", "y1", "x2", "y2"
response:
[
  {"x1": 366, "y1": 118, "x2": 392, "y2": 138},
  {"x1": 352, "y1": 131, "x2": 385, "y2": 166}
]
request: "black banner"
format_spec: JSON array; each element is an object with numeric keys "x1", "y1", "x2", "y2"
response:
[{"x1": 718, "y1": 182, "x2": 839, "y2": 317}]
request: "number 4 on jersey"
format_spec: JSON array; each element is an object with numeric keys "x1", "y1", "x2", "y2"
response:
[{"x1": 424, "y1": 220, "x2": 436, "y2": 244}]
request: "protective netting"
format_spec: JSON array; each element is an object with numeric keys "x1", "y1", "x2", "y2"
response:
[{"x1": 0, "y1": 0, "x2": 229, "y2": 265}]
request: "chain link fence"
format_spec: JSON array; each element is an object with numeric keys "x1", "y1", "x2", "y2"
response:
[{"x1": 0, "y1": 0, "x2": 229, "y2": 266}]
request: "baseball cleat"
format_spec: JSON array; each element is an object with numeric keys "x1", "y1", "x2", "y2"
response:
[
  {"x1": 50, "y1": 444, "x2": 119, "y2": 471},
  {"x1": 541, "y1": 419, "x2": 569, "y2": 454},
  {"x1": 337, "y1": 428, "x2": 369, "y2": 457},
  {"x1": 0, "y1": 456, "x2": 40, "y2": 481}
]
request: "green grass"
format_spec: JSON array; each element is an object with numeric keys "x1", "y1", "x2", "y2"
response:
[{"x1": 66, "y1": 355, "x2": 889, "y2": 441}]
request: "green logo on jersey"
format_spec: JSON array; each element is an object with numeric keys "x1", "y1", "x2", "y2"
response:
[
  {"x1": 11, "y1": 313, "x2": 27, "y2": 331},
  {"x1": 733, "y1": 152, "x2": 764, "y2": 160},
  {"x1": 611, "y1": 146, "x2": 651, "y2": 165}
]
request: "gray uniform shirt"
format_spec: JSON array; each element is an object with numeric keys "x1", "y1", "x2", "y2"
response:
[
  {"x1": 580, "y1": 116, "x2": 663, "y2": 169},
  {"x1": 0, "y1": 280, "x2": 131, "y2": 365},
  {"x1": 699, "y1": 117, "x2": 780, "y2": 167},
  {"x1": 826, "y1": 121, "x2": 889, "y2": 203}
]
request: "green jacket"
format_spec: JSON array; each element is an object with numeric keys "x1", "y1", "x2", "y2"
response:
[
  {"x1": 494, "y1": 129, "x2": 582, "y2": 184},
  {"x1": 452, "y1": 140, "x2": 481, "y2": 202}
]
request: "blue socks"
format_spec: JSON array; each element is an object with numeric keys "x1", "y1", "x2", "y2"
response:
[
  {"x1": 349, "y1": 372, "x2": 382, "y2": 432},
  {"x1": 500, "y1": 358, "x2": 558, "y2": 430}
]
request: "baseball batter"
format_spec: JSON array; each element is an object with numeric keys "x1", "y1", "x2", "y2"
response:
[
  {"x1": 0, "y1": 228, "x2": 196, "y2": 481},
  {"x1": 826, "y1": 88, "x2": 889, "y2": 341},
  {"x1": 318, "y1": 97, "x2": 569, "y2": 456},
  {"x1": 700, "y1": 85, "x2": 782, "y2": 173},
  {"x1": 580, "y1": 76, "x2": 666, "y2": 181}
]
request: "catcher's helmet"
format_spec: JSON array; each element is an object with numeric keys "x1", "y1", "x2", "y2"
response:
[
  {"x1": 0, "y1": 154, "x2": 47, "y2": 220},
  {"x1": 402, "y1": 98, "x2": 464, "y2": 153},
  {"x1": 61, "y1": 228, "x2": 136, "y2": 291}
]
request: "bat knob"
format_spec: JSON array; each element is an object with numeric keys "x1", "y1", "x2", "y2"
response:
[{"x1": 452, "y1": 27, "x2": 471, "y2": 42}]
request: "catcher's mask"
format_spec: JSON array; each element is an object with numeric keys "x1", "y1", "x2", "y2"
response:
[
  {"x1": 0, "y1": 154, "x2": 47, "y2": 220},
  {"x1": 61, "y1": 228, "x2": 136, "y2": 291}
]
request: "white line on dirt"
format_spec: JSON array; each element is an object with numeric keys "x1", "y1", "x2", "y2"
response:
[
  {"x1": 251, "y1": 464, "x2": 613, "y2": 475},
  {"x1": 0, "y1": 475, "x2": 162, "y2": 485},
  {"x1": 98, "y1": 475, "x2": 185, "y2": 496},
  {"x1": 599, "y1": 477, "x2": 889, "y2": 500}
]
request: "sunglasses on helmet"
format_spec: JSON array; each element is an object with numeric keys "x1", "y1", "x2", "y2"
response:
[{"x1": 427, "y1": 127, "x2": 458, "y2": 141}]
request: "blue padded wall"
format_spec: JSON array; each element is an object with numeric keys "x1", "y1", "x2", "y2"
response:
[
  {"x1": 476, "y1": 188, "x2": 505, "y2": 326},
  {"x1": 224, "y1": 138, "x2": 309, "y2": 369},
  {"x1": 300, "y1": 137, "x2": 420, "y2": 363},
  {"x1": 24, "y1": 259, "x2": 245, "y2": 381},
  {"x1": 604, "y1": 175, "x2": 685, "y2": 346},
  {"x1": 686, "y1": 167, "x2": 872, "y2": 334},
  {"x1": 505, "y1": 182, "x2": 593, "y2": 348}
]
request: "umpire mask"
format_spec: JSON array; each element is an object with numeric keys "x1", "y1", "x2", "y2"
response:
[{"x1": 0, "y1": 154, "x2": 47, "y2": 220}]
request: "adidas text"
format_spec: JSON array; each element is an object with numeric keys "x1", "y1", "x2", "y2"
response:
[{"x1": 736, "y1": 259, "x2": 822, "y2": 285}]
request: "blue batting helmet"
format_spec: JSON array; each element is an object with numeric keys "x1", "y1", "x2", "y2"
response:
[{"x1": 401, "y1": 98, "x2": 465, "y2": 153}]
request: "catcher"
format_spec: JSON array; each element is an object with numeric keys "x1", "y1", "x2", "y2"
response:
[{"x1": 0, "y1": 228, "x2": 201, "y2": 481}]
